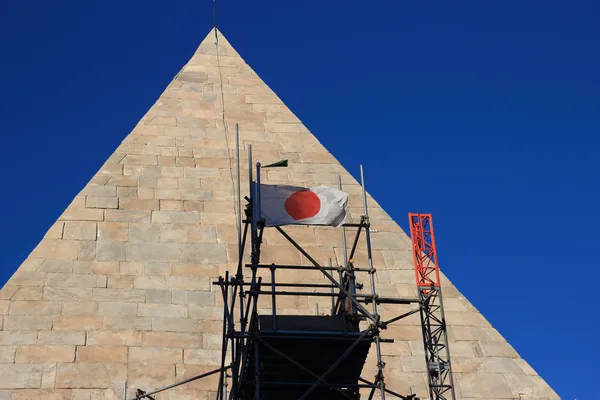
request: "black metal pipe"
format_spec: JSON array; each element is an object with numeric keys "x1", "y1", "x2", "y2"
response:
[
  {"x1": 348, "y1": 224, "x2": 363, "y2": 262},
  {"x1": 252, "y1": 278, "x2": 263, "y2": 400},
  {"x1": 249, "y1": 145, "x2": 257, "y2": 264},
  {"x1": 341, "y1": 223, "x2": 365, "y2": 228},
  {"x1": 228, "y1": 335, "x2": 236, "y2": 400},
  {"x1": 270, "y1": 266, "x2": 277, "y2": 331},
  {"x1": 238, "y1": 277, "x2": 260, "y2": 396},
  {"x1": 217, "y1": 273, "x2": 230, "y2": 400},
  {"x1": 130, "y1": 365, "x2": 231, "y2": 400},
  {"x1": 367, "y1": 386, "x2": 377, "y2": 400},
  {"x1": 230, "y1": 221, "x2": 249, "y2": 399},
  {"x1": 235, "y1": 221, "x2": 250, "y2": 330},
  {"x1": 245, "y1": 263, "x2": 371, "y2": 273},
  {"x1": 247, "y1": 264, "x2": 336, "y2": 271},
  {"x1": 261, "y1": 381, "x2": 375, "y2": 388},
  {"x1": 359, "y1": 296, "x2": 420, "y2": 304},
  {"x1": 232, "y1": 332, "x2": 370, "y2": 340},
  {"x1": 255, "y1": 210, "x2": 263, "y2": 264},
  {"x1": 241, "y1": 282, "x2": 337, "y2": 288},
  {"x1": 247, "y1": 290, "x2": 349, "y2": 297},
  {"x1": 383, "y1": 308, "x2": 420, "y2": 326},
  {"x1": 254, "y1": 337, "x2": 260, "y2": 400},
  {"x1": 335, "y1": 267, "x2": 344, "y2": 315},
  {"x1": 329, "y1": 259, "x2": 335, "y2": 315},
  {"x1": 245, "y1": 290, "x2": 418, "y2": 305},
  {"x1": 358, "y1": 377, "x2": 416, "y2": 400}
]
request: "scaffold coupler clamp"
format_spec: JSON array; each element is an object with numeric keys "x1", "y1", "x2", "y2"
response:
[
  {"x1": 368, "y1": 320, "x2": 381, "y2": 335},
  {"x1": 250, "y1": 251, "x2": 259, "y2": 266},
  {"x1": 361, "y1": 215, "x2": 370, "y2": 226},
  {"x1": 135, "y1": 389, "x2": 156, "y2": 400},
  {"x1": 380, "y1": 318, "x2": 388, "y2": 330},
  {"x1": 373, "y1": 313, "x2": 385, "y2": 331},
  {"x1": 375, "y1": 363, "x2": 386, "y2": 379}
]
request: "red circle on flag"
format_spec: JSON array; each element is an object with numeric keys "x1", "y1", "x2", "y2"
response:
[{"x1": 285, "y1": 190, "x2": 321, "y2": 220}]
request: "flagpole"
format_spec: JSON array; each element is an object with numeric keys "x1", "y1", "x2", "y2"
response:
[
  {"x1": 248, "y1": 144, "x2": 253, "y2": 205},
  {"x1": 329, "y1": 258, "x2": 335, "y2": 315},
  {"x1": 236, "y1": 124, "x2": 241, "y2": 262},
  {"x1": 249, "y1": 145, "x2": 257, "y2": 263},
  {"x1": 256, "y1": 162, "x2": 262, "y2": 223},
  {"x1": 338, "y1": 175, "x2": 354, "y2": 314},
  {"x1": 338, "y1": 176, "x2": 349, "y2": 269}
]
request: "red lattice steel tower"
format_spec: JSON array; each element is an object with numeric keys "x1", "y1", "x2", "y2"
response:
[{"x1": 408, "y1": 214, "x2": 455, "y2": 400}]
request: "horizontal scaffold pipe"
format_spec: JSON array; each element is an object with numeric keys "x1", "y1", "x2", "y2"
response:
[
  {"x1": 245, "y1": 290, "x2": 418, "y2": 304},
  {"x1": 261, "y1": 381, "x2": 377, "y2": 388},
  {"x1": 245, "y1": 263, "x2": 371, "y2": 273},
  {"x1": 242, "y1": 282, "x2": 338, "y2": 289}
]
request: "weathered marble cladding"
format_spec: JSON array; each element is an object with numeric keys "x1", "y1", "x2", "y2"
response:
[{"x1": 0, "y1": 28, "x2": 559, "y2": 400}]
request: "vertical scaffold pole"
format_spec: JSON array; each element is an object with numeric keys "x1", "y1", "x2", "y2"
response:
[
  {"x1": 338, "y1": 176, "x2": 349, "y2": 269},
  {"x1": 409, "y1": 214, "x2": 456, "y2": 400},
  {"x1": 338, "y1": 175, "x2": 356, "y2": 314},
  {"x1": 271, "y1": 265, "x2": 277, "y2": 330},
  {"x1": 249, "y1": 145, "x2": 257, "y2": 264},
  {"x1": 236, "y1": 123, "x2": 242, "y2": 263},
  {"x1": 329, "y1": 258, "x2": 335, "y2": 315},
  {"x1": 233, "y1": 124, "x2": 242, "y2": 400},
  {"x1": 255, "y1": 162, "x2": 262, "y2": 224},
  {"x1": 360, "y1": 165, "x2": 385, "y2": 400},
  {"x1": 254, "y1": 161, "x2": 263, "y2": 269},
  {"x1": 248, "y1": 144, "x2": 253, "y2": 223}
]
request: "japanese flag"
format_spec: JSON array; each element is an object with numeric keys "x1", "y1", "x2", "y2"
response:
[{"x1": 259, "y1": 184, "x2": 349, "y2": 227}]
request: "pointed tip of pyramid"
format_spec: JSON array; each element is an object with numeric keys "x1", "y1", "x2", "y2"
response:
[
  {"x1": 194, "y1": 26, "x2": 239, "y2": 57},
  {"x1": 205, "y1": 26, "x2": 218, "y2": 39},
  {"x1": 198, "y1": 26, "x2": 218, "y2": 47}
]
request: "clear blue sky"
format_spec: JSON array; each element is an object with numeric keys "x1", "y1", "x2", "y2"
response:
[{"x1": 1, "y1": 1, "x2": 596, "y2": 398}]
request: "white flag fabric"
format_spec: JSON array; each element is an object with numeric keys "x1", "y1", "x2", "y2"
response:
[{"x1": 258, "y1": 184, "x2": 348, "y2": 227}]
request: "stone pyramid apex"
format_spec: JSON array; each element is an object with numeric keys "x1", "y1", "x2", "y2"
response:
[
  {"x1": 197, "y1": 27, "x2": 233, "y2": 49},
  {"x1": 190, "y1": 27, "x2": 241, "y2": 59},
  {"x1": 0, "y1": 25, "x2": 559, "y2": 400}
]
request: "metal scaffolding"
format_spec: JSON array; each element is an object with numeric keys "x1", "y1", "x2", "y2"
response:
[
  {"x1": 208, "y1": 150, "x2": 422, "y2": 400},
  {"x1": 129, "y1": 127, "x2": 455, "y2": 400}
]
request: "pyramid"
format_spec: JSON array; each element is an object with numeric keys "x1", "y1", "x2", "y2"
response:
[{"x1": 0, "y1": 28, "x2": 559, "y2": 400}]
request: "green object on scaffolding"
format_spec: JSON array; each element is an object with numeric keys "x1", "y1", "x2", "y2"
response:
[{"x1": 262, "y1": 159, "x2": 288, "y2": 168}]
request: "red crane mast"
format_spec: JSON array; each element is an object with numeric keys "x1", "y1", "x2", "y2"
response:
[{"x1": 408, "y1": 214, "x2": 456, "y2": 400}]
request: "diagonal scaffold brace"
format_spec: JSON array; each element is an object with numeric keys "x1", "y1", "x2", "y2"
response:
[{"x1": 130, "y1": 366, "x2": 232, "y2": 400}]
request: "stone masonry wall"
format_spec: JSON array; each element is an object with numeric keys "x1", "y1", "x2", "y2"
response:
[{"x1": 0, "y1": 29, "x2": 559, "y2": 400}]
